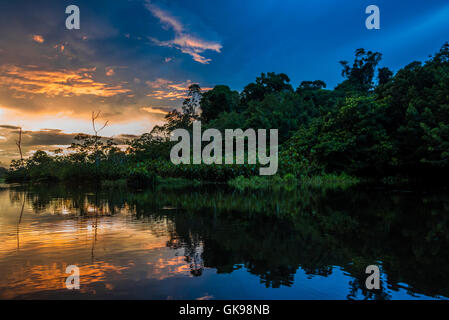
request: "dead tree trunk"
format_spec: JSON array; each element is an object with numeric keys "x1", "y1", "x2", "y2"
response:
[
  {"x1": 91, "y1": 111, "x2": 109, "y2": 172},
  {"x1": 15, "y1": 127, "x2": 23, "y2": 166}
]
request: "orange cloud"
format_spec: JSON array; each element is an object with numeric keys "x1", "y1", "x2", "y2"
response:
[
  {"x1": 146, "y1": 78, "x2": 174, "y2": 89},
  {"x1": 105, "y1": 67, "x2": 115, "y2": 76},
  {"x1": 54, "y1": 44, "x2": 65, "y2": 52},
  {"x1": 32, "y1": 35, "x2": 44, "y2": 43},
  {"x1": 146, "y1": 79, "x2": 211, "y2": 101},
  {"x1": 141, "y1": 107, "x2": 169, "y2": 115},
  {"x1": 0, "y1": 65, "x2": 131, "y2": 97}
]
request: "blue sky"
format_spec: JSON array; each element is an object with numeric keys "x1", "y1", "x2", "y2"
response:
[{"x1": 0, "y1": 0, "x2": 448, "y2": 163}]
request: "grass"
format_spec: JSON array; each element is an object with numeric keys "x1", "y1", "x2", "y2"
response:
[
  {"x1": 228, "y1": 174, "x2": 298, "y2": 191},
  {"x1": 156, "y1": 177, "x2": 202, "y2": 189},
  {"x1": 101, "y1": 179, "x2": 128, "y2": 189},
  {"x1": 300, "y1": 173, "x2": 360, "y2": 190},
  {"x1": 229, "y1": 173, "x2": 360, "y2": 191}
]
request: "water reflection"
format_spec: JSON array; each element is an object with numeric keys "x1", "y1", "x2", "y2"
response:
[{"x1": 0, "y1": 183, "x2": 448, "y2": 300}]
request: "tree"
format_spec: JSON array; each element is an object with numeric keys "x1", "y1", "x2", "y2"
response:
[
  {"x1": 297, "y1": 80, "x2": 327, "y2": 91},
  {"x1": 153, "y1": 84, "x2": 203, "y2": 134},
  {"x1": 182, "y1": 84, "x2": 202, "y2": 119},
  {"x1": 127, "y1": 133, "x2": 172, "y2": 161},
  {"x1": 375, "y1": 43, "x2": 449, "y2": 174},
  {"x1": 377, "y1": 67, "x2": 393, "y2": 86},
  {"x1": 15, "y1": 127, "x2": 23, "y2": 166},
  {"x1": 241, "y1": 72, "x2": 293, "y2": 106},
  {"x1": 200, "y1": 85, "x2": 240, "y2": 122},
  {"x1": 337, "y1": 49, "x2": 382, "y2": 93}
]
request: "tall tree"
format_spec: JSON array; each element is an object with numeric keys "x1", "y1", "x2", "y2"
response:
[
  {"x1": 153, "y1": 84, "x2": 203, "y2": 135},
  {"x1": 241, "y1": 72, "x2": 293, "y2": 105},
  {"x1": 200, "y1": 85, "x2": 240, "y2": 122},
  {"x1": 337, "y1": 49, "x2": 382, "y2": 93}
]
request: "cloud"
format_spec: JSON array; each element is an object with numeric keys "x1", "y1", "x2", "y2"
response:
[
  {"x1": 145, "y1": 79, "x2": 191, "y2": 101},
  {"x1": 146, "y1": 1, "x2": 222, "y2": 64},
  {"x1": 146, "y1": 78, "x2": 174, "y2": 89},
  {"x1": 0, "y1": 65, "x2": 131, "y2": 97},
  {"x1": 145, "y1": 78, "x2": 212, "y2": 101},
  {"x1": 146, "y1": 2, "x2": 184, "y2": 33},
  {"x1": 0, "y1": 125, "x2": 147, "y2": 164},
  {"x1": 141, "y1": 106, "x2": 169, "y2": 115},
  {"x1": 106, "y1": 67, "x2": 115, "y2": 76},
  {"x1": 0, "y1": 125, "x2": 21, "y2": 130},
  {"x1": 0, "y1": 126, "x2": 79, "y2": 164},
  {"x1": 32, "y1": 35, "x2": 44, "y2": 43}
]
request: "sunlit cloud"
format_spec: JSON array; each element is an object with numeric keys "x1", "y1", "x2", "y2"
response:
[
  {"x1": 145, "y1": 78, "x2": 212, "y2": 101},
  {"x1": 146, "y1": 2, "x2": 184, "y2": 33},
  {"x1": 146, "y1": 78, "x2": 188, "y2": 100},
  {"x1": 141, "y1": 106, "x2": 169, "y2": 115},
  {"x1": 146, "y1": 1, "x2": 222, "y2": 64},
  {"x1": 0, "y1": 65, "x2": 131, "y2": 97},
  {"x1": 55, "y1": 44, "x2": 65, "y2": 52},
  {"x1": 0, "y1": 104, "x2": 169, "y2": 164},
  {"x1": 105, "y1": 67, "x2": 115, "y2": 76},
  {"x1": 146, "y1": 78, "x2": 174, "y2": 89},
  {"x1": 32, "y1": 35, "x2": 44, "y2": 43}
]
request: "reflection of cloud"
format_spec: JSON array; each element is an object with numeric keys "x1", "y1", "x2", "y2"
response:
[
  {"x1": 0, "y1": 191, "x2": 193, "y2": 298},
  {"x1": 146, "y1": 2, "x2": 222, "y2": 64},
  {"x1": 0, "y1": 65, "x2": 131, "y2": 97}
]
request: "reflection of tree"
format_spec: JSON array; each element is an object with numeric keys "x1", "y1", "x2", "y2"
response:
[
  {"x1": 16, "y1": 192, "x2": 25, "y2": 250},
  {"x1": 346, "y1": 278, "x2": 390, "y2": 300},
  {"x1": 166, "y1": 219, "x2": 204, "y2": 277},
  {"x1": 8, "y1": 183, "x2": 449, "y2": 299}
]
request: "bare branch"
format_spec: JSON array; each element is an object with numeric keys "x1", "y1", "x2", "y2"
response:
[{"x1": 15, "y1": 127, "x2": 23, "y2": 165}]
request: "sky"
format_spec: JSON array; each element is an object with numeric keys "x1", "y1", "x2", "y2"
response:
[{"x1": 0, "y1": 0, "x2": 448, "y2": 165}]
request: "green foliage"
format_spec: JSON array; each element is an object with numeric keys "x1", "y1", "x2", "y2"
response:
[
  {"x1": 200, "y1": 85, "x2": 240, "y2": 122},
  {"x1": 337, "y1": 48, "x2": 382, "y2": 93},
  {"x1": 228, "y1": 174, "x2": 299, "y2": 191},
  {"x1": 5, "y1": 43, "x2": 449, "y2": 185},
  {"x1": 300, "y1": 173, "x2": 360, "y2": 190},
  {"x1": 284, "y1": 43, "x2": 449, "y2": 180},
  {"x1": 127, "y1": 133, "x2": 172, "y2": 162},
  {"x1": 144, "y1": 160, "x2": 259, "y2": 182},
  {"x1": 127, "y1": 163, "x2": 157, "y2": 187},
  {"x1": 205, "y1": 111, "x2": 247, "y2": 131},
  {"x1": 240, "y1": 72, "x2": 293, "y2": 106},
  {"x1": 375, "y1": 43, "x2": 449, "y2": 174},
  {"x1": 228, "y1": 173, "x2": 357, "y2": 191}
]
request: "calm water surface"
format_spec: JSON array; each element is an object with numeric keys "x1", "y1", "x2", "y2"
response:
[{"x1": 0, "y1": 182, "x2": 448, "y2": 300}]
